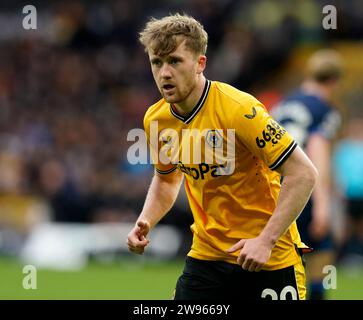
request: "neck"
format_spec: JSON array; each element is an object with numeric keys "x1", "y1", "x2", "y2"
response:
[
  {"x1": 173, "y1": 75, "x2": 206, "y2": 116},
  {"x1": 301, "y1": 80, "x2": 332, "y2": 101}
]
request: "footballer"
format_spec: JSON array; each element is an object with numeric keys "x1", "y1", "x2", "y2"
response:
[{"x1": 127, "y1": 14, "x2": 318, "y2": 300}]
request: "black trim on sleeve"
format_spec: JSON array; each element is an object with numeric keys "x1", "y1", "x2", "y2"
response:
[
  {"x1": 155, "y1": 166, "x2": 177, "y2": 175},
  {"x1": 269, "y1": 141, "x2": 298, "y2": 170}
]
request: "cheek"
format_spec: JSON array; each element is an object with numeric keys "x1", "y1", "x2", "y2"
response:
[
  {"x1": 185, "y1": 68, "x2": 197, "y2": 85},
  {"x1": 151, "y1": 68, "x2": 157, "y2": 78},
  {"x1": 151, "y1": 70, "x2": 160, "y2": 83}
]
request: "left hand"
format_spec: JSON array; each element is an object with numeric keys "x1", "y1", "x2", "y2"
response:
[
  {"x1": 308, "y1": 214, "x2": 329, "y2": 241},
  {"x1": 227, "y1": 237, "x2": 273, "y2": 272}
]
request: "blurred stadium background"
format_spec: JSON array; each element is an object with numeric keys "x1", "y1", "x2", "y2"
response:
[{"x1": 0, "y1": 0, "x2": 363, "y2": 299}]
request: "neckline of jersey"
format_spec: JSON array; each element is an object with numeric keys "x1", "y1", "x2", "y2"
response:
[{"x1": 169, "y1": 79, "x2": 211, "y2": 124}]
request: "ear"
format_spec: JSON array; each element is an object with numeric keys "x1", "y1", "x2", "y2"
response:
[{"x1": 197, "y1": 55, "x2": 207, "y2": 74}]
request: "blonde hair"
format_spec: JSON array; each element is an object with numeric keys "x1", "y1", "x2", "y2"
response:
[
  {"x1": 139, "y1": 13, "x2": 208, "y2": 56},
  {"x1": 306, "y1": 49, "x2": 344, "y2": 83}
]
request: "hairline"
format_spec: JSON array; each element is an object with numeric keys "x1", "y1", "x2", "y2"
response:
[{"x1": 147, "y1": 36, "x2": 204, "y2": 58}]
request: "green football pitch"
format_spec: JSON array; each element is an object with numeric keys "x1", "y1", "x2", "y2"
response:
[{"x1": 0, "y1": 256, "x2": 362, "y2": 300}]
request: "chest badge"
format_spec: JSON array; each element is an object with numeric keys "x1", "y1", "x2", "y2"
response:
[{"x1": 206, "y1": 130, "x2": 223, "y2": 148}]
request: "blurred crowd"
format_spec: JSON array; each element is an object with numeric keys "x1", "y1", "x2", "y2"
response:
[{"x1": 0, "y1": 0, "x2": 363, "y2": 259}]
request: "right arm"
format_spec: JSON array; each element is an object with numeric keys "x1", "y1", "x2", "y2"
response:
[{"x1": 127, "y1": 169, "x2": 184, "y2": 254}]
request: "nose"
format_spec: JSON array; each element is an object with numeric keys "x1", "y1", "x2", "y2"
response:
[{"x1": 160, "y1": 63, "x2": 172, "y2": 79}]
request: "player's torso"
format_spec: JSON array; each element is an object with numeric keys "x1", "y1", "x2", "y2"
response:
[
  {"x1": 145, "y1": 81, "x2": 301, "y2": 269},
  {"x1": 148, "y1": 81, "x2": 280, "y2": 214}
]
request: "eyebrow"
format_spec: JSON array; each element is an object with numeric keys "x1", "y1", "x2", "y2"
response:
[
  {"x1": 150, "y1": 53, "x2": 184, "y2": 62},
  {"x1": 168, "y1": 53, "x2": 183, "y2": 60}
]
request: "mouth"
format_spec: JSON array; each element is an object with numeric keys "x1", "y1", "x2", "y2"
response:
[{"x1": 162, "y1": 84, "x2": 175, "y2": 92}]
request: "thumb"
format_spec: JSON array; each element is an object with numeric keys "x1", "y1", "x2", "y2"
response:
[
  {"x1": 137, "y1": 220, "x2": 150, "y2": 236},
  {"x1": 227, "y1": 239, "x2": 246, "y2": 253}
]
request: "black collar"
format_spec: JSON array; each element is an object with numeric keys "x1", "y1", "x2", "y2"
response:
[{"x1": 170, "y1": 79, "x2": 211, "y2": 124}]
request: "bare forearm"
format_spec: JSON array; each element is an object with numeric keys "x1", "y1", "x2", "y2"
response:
[
  {"x1": 311, "y1": 181, "x2": 330, "y2": 218},
  {"x1": 137, "y1": 172, "x2": 183, "y2": 229},
  {"x1": 308, "y1": 134, "x2": 331, "y2": 221},
  {"x1": 259, "y1": 146, "x2": 318, "y2": 246}
]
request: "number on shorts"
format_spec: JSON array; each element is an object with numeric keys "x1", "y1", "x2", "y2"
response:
[{"x1": 261, "y1": 286, "x2": 298, "y2": 300}]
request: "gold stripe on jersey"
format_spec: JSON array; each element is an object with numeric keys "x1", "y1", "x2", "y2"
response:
[
  {"x1": 294, "y1": 256, "x2": 307, "y2": 300},
  {"x1": 144, "y1": 80, "x2": 307, "y2": 270}
]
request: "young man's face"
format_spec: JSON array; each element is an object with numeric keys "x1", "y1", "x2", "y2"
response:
[{"x1": 148, "y1": 39, "x2": 206, "y2": 104}]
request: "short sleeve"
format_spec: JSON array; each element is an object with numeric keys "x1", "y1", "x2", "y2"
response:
[
  {"x1": 315, "y1": 109, "x2": 341, "y2": 141},
  {"x1": 144, "y1": 115, "x2": 177, "y2": 175},
  {"x1": 231, "y1": 102, "x2": 297, "y2": 171}
]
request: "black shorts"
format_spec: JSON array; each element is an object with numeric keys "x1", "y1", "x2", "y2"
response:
[{"x1": 174, "y1": 256, "x2": 305, "y2": 300}]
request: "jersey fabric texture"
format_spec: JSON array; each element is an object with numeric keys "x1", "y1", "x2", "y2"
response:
[
  {"x1": 272, "y1": 90, "x2": 341, "y2": 250},
  {"x1": 144, "y1": 80, "x2": 306, "y2": 270}
]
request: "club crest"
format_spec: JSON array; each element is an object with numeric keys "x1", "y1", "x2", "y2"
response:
[{"x1": 206, "y1": 130, "x2": 223, "y2": 148}]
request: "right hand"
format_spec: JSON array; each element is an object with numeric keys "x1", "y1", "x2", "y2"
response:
[{"x1": 127, "y1": 220, "x2": 151, "y2": 254}]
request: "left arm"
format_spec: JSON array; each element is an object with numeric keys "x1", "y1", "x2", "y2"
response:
[
  {"x1": 228, "y1": 146, "x2": 318, "y2": 271},
  {"x1": 306, "y1": 134, "x2": 331, "y2": 240}
]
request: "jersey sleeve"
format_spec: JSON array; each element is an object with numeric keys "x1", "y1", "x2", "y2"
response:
[
  {"x1": 314, "y1": 109, "x2": 341, "y2": 141},
  {"x1": 231, "y1": 101, "x2": 297, "y2": 171},
  {"x1": 143, "y1": 113, "x2": 177, "y2": 175}
]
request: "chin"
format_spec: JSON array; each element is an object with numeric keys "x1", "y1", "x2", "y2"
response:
[{"x1": 163, "y1": 96, "x2": 180, "y2": 104}]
